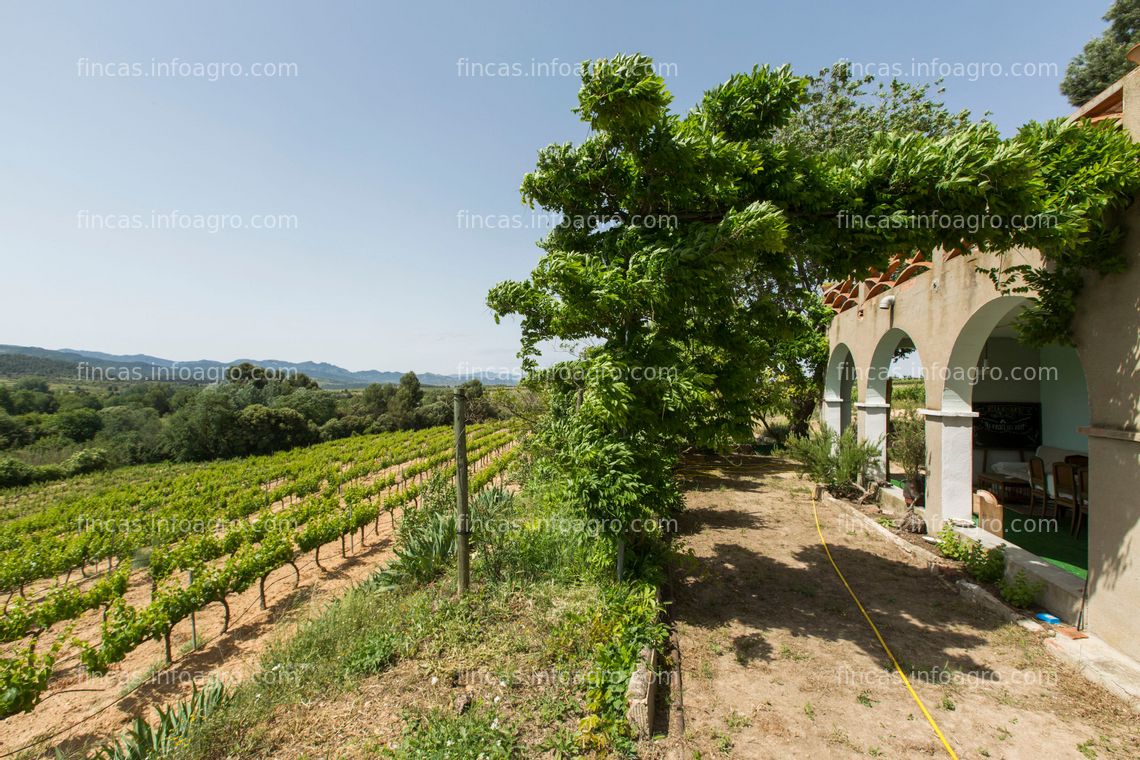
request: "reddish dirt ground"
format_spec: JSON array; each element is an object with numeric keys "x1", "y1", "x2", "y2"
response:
[{"x1": 0, "y1": 444, "x2": 514, "y2": 759}]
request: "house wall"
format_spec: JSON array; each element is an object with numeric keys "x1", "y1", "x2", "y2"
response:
[
  {"x1": 972, "y1": 338, "x2": 1041, "y2": 404},
  {"x1": 1069, "y1": 195, "x2": 1140, "y2": 662},
  {"x1": 823, "y1": 66, "x2": 1140, "y2": 662},
  {"x1": 1039, "y1": 344, "x2": 1090, "y2": 453},
  {"x1": 1065, "y1": 70, "x2": 1140, "y2": 657},
  {"x1": 825, "y1": 248, "x2": 1043, "y2": 527}
]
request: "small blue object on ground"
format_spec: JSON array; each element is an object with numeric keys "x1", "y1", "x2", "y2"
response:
[{"x1": 1035, "y1": 612, "x2": 1061, "y2": 625}]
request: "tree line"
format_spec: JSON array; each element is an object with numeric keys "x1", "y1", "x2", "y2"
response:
[{"x1": 0, "y1": 365, "x2": 498, "y2": 487}]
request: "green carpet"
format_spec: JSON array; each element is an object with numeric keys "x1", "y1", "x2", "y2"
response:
[{"x1": 999, "y1": 507, "x2": 1088, "y2": 579}]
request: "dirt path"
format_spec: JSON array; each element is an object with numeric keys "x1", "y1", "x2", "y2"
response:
[{"x1": 669, "y1": 455, "x2": 1139, "y2": 760}]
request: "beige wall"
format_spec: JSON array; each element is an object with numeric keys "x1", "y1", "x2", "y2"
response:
[
  {"x1": 825, "y1": 248, "x2": 1042, "y2": 528},
  {"x1": 1069, "y1": 70, "x2": 1140, "y2": 658},
  {"x1": 1070, "y1": 190, "x2": 1140, "y2": 660}
]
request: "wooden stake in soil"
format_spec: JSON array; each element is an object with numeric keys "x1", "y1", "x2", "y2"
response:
[
  {"x1": 454, "y1": 389, "x2": 470, "y2": 596},
  {"x1": 189, "y1": 568, "x2": 198, "y2": 650}
]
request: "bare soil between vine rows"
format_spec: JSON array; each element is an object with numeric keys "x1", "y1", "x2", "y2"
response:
[{"x1": 0, "y1": 443, "x2": 513, "y2": 758}]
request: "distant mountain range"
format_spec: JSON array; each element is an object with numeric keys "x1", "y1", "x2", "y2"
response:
[{"x1": 0, "y1": 345, "x2": 517, "y2": 389}]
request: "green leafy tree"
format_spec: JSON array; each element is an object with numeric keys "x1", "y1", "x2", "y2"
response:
[
  {"x1": 103, "y1": 382, "x2": 178, "y2": 415},
  {"x1": 358, "y1": 383, "x2": 396, "y2": 417},
  {"x1": 757, "y1": 63, "x2": 972, "y2": 435},
  {"x1": 236, "y1": 404, "x2": 317, "y2": 455},
  {"x1": 776, "y1": 63, "x2": 971, "y2": 159},
  {"x1": 96, "y1": 406, "x2": 165, "y2": 464},
  {"x1": 459, "y1": 379, "x2": 497, "y2": 422},
  {"x1": 0, "y1": 413, "x2": 29, "y2": 450},
  {"x1": 388, "y1": 372, "x2": 424, "y2": 428},
  {"x1": 226, "y1": 362, "x2": 272, "y2": 389},
  {"x1": 162, "y1": 391, "x2": 242, "y2": 461},
  {"x1": 318, "y1": 415, "x2": 368, "y2": 441},
  {"x1": 0, "y1": 457, "x2": 37, "y2": 488},
  {"x1": 9, "y1": 387, "x2": 56, "y2": 415},
  {"x1": 13, "y1": 378, "x2": 50, "y2": 393},
  {"x1": 489, "y1": 54, "x2": 1111, "y2": 569},
  {"x1": 1062, "y1": 0, "x2": 1140, "y2": 107},
  {"x1": 988, "y1": 118, "x2": 1140, "y2": 344},
  {"x1": 48, "y1": 408, "x2": 103, "y2": 443},
  {"x1": 56, "y1": 389, "x2": 103, "y2": 413},
  {"x1": 281, "y1": 371, "x2": 320, "y2": 391},
  {"x1": 273, "y1": 387, "x2": 337, "y2": 426},
  {"x1": 416, "y1": 401, "x2": 453, "y2": 428}
]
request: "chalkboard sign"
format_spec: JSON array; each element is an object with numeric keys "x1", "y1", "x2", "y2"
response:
[{"x1": 974, "y1": 402, "x2": 1042, "y2": 449}]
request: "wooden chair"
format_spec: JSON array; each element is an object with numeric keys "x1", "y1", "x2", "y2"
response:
[
  {"x1": 1071, "y1": 465, "x2": 1090, "y2": 537},
  {"x1": 1028, "y1": 456, "x2": 1051, "y2": 517},
  {"x1": 974, "y1": 490, "x2": 1003, "y2": 539},
  {"x1": 1065, "y1": 454, "x2": 1089, "y2": 468},
  {"x1": 1053, "y1": 462, "x2": 1079, "y2": 526}
]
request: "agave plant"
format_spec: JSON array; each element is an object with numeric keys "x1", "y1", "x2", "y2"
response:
[
  {"x1": 90, "y1": 680, "x2": 228, "y2": 760},
  {"x1": 368, "y1": 511, "x2": 457, "y2": 592}
]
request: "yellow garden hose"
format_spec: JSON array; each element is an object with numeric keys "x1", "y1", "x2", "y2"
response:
[{"x1": 811, "y1": 497, "x2": 959, "y2": 760}]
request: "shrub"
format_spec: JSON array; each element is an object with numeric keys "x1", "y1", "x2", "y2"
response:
[
  {"x1": 472, "y1": 487, "x2": 589, "y2": 585},
  {"x1": 888, "y1": 409, "x2": 925, "y2": 504},
  {"x1": 0, "y1": 457, "x2": 36, "y2": 488},
  {"x1": 936, "y1": 525, "x2": 1006, "y2": 584},
  {"x1": 63, "y1": 447, "x2": 111, "y2": 476},
  {"x1": 0, "y1": 412, "x2": 29, "y2": 449},
  {"x1": 758, "y1": 419, "x2": 791, "y2": 446},
  {"x1": 551, "y1": 582, "x2": 667, "y2": 754},
  {"x1": 935, "y1": 524, "x2": 969, "y2": 560},
  {"x1": 965, "y1": 544, "x2": 1006, "y2": 584},
  {"x1": 318, "y1": 415, "x2": 368, "y2": 442},
  {"x1": 784, "y1": 425, "x2": 880, "y2": 497},
  {"x1": 369, "y1": 473, "x2": 457, "y2": 591},
  {"x1": 999, "y1": 570, "x2": 1044, "y2": 608},
  {"x1": 48, "y1": 408, "x2": 103, "y2": 442},
  {"x1": 90, "y1": 680, "x2": 228, "y2": 759}
]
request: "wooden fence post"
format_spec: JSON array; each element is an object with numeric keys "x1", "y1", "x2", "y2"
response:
[{"x1": 454, "y1": 390, "x2": 470, "y2": 596}]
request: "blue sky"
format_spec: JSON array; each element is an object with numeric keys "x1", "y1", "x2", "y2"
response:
[{"x1": 0, "y1": 0, "x2": 1107, "y2": 373}]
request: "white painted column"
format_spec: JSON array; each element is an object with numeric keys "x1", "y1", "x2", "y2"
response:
[
  {"x1": 920, "y1": 408, "x2": 978, "y2": 529},
  {"x1": 822, "y1": 398, "x2": 846, "y2": 435},
  {"x1": 856, "y1": 402, "x2": 891, "y2": 480}
]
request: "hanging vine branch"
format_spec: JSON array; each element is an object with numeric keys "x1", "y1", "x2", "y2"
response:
[{"x1": 983, "y1": 118, "x2": 1140, "y2": 346}]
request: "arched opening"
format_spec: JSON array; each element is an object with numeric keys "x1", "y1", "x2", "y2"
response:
[
  {"x1": 865, "y1": 328, "x2": 927, "y2": 485},
  {"x1": 822, "y1": 343, "x2": 855, "y2": 436},
  {"x1": 938, "y1": 297, "x2": 1091, "y2": 578}
]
